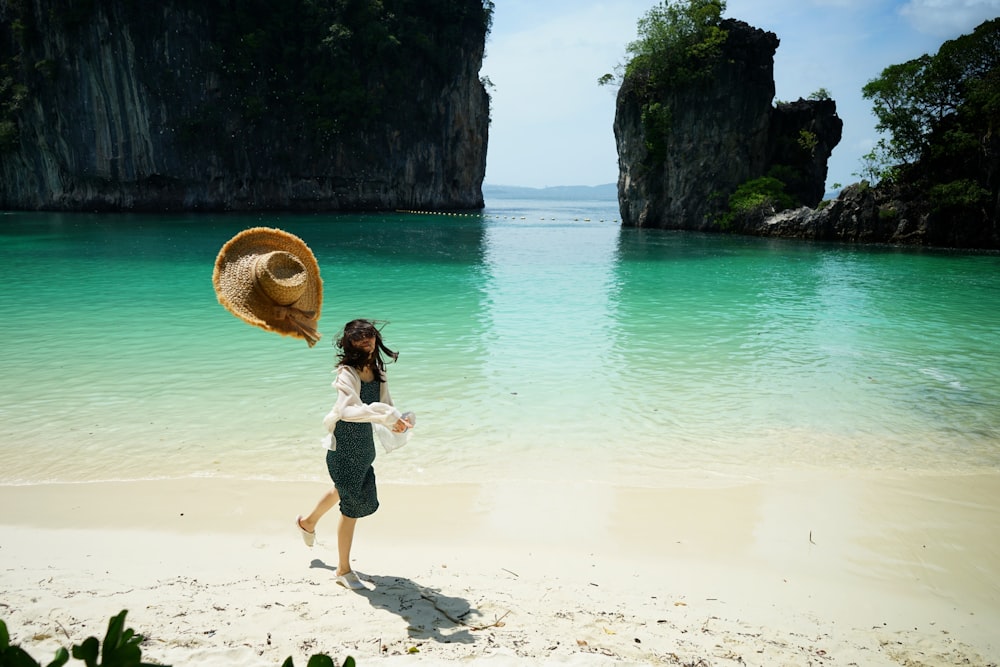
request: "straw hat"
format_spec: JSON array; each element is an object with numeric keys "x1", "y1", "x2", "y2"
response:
[{"x1": 213, "y1": 227, "x2": 323, "y2": 346}]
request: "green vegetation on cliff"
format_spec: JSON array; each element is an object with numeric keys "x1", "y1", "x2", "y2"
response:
[
  {"x1": 862, "y1": 19, "x2": 998, "y2": 170},
  {"x1": 861, "y1": 18, "x2": 998, "y2": 231},
  {"x1": 198, "y1": 0, "x2": 493, "y2": 139},
  {"x1": 0, "y1": 0, "x2": 495, "y2": 152},
  {"x1": 623, "y1": 0, "x2": 728, "y2": 85},
  {"x1": 715, "y1": 175, "x2": 796, "y2": 230},
  {"x1": 602, "y1": 0, "x2": 728, "y2": 163}
]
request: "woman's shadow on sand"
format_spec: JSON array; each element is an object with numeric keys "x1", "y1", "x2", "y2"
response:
[{"x1": 311, "y1": 559, "x2": 485, "y2": 645}]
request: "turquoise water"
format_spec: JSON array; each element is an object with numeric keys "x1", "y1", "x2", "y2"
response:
[{"x1": 1, "y1": 199, "x2": 999, "y2": 487}]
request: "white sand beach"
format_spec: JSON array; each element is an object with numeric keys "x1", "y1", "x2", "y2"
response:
[{"x1": 1, "y1": 472, "x2": 998, "y2": 666}]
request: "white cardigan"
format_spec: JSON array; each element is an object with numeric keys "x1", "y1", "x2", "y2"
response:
[{"x1": 322, "y1": 365, "x2": 402, "y2": 451}]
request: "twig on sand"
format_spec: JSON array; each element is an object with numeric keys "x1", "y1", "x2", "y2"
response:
[
  {"x1": 466, "y1": 611, "x2": 511, "y2": 631},
  {"x1": 419, "y1": 594, "x2": 510, "y2": 630}
]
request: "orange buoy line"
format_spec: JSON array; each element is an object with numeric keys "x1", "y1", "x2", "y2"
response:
[{"x1": 395, "y1": 209, "x2": 619, "y2": 224}]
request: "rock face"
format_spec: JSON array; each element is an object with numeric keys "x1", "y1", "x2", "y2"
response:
[
  {"x1": 615, "y1": 19, "x2": 841, "y2": 230},
  {"x1": 0, "y1": 2, "x2": 489, "y2": 211},
  {"x1": 744, "y1": 180, "x2": 1000, "y2": 249}
]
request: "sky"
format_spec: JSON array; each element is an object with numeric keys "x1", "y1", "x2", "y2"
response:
[{"x1": 479, "y1": 0, "x2": 1000, "y2": 191}]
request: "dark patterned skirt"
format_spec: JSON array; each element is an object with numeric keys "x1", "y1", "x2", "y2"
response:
[{"x1": 325, "y1": 380, "x2": 380, "y2": 518}]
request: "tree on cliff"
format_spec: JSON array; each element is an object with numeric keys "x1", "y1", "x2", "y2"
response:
[
  {"x1": 863, "y1": 19, "x2": 998, "y2": 169},
  {"x1": 601, "y1": 0, "x2": 728, "y2": 163},
  {"x1": 624, "y1": 0, "x2": 728, "y2": 85},
  {"x1": 861, "y1": 18, "x2": 998, "y2": 233}
]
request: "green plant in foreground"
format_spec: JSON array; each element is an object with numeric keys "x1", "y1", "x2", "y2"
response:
[
  {"x1": 1, "y1": 611, "x2": 356, "y2": 667},
  {"x1": 1, "y1": 610, "x2": 160, "y2": 667},
  {"x1": 282, "y1": 656, "x2": 356, "y2": 667}
]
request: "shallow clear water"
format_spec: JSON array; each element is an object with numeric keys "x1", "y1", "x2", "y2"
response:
[{"x1": 1, "y1": 199, "x2": 998, "y2": 487}]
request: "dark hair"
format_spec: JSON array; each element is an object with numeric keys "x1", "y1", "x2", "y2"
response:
[{"x1": 335, "y1": 319, "x2": 398, "y2": 381}]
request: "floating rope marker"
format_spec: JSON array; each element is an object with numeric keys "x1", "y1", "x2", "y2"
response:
[{"x1": 394, "y1": 209, "x2": 618, "y2": 224}]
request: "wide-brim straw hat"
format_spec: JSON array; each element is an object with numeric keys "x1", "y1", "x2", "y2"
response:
[{"x1": 213, "y1": 227, "x2": 323, "y2": 346}]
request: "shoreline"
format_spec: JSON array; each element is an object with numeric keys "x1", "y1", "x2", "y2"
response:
[{"x1": 2, "y1": 472, "x2": 998, "y2": 665}]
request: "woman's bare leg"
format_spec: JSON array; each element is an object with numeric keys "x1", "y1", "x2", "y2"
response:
[
  {"x1": 298, "y1": 486, "x2": 339, "y2": 534},
  {"x1": 336, "y1": 514, "x2": 358, "y2": 576}
]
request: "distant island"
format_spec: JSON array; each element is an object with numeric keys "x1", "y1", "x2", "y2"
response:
[{"x1": 483, "y1": 183, "x2": 617, "y2": 200}]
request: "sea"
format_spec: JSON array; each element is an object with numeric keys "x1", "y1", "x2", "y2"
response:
[{"x1": 1, "y1": 194, "x2": 999, "y2": 488}]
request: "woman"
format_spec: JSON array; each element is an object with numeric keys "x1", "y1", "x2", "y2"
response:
[{"x1": 296, "y1": 319, "x2": 411, "y2": 590}]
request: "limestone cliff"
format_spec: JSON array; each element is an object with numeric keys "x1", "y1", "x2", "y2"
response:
[
  {"x1": 0, "y1": 1, "x2": 491, "y2": 211},
  {"x1": 615, "y1": 19, "x2": 841, "y2": 230}
]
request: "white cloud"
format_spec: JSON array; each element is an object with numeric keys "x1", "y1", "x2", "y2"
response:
[{"x1": 899, "y1": 0, "x2": 1000, "y2": 37}]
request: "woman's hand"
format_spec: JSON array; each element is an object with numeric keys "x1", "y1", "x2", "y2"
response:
[{"x1": 391, "y1": 417, "x2": 412, "y2": 433}]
